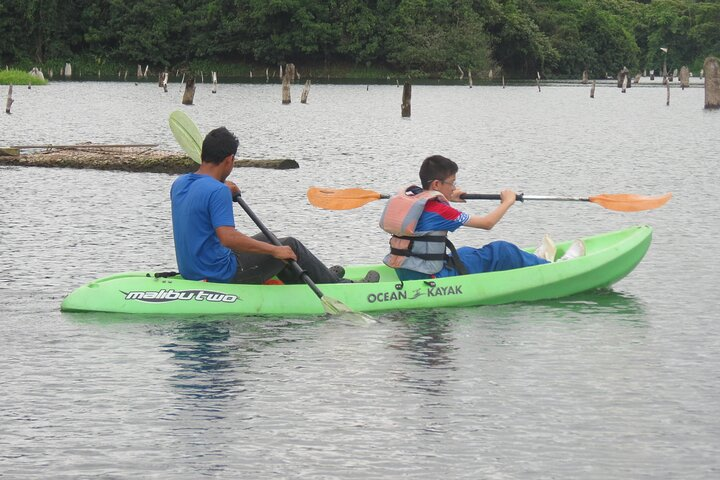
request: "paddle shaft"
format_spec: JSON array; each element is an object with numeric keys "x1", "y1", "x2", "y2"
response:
[
  {"x1": 233, "y1": 195, "x2": 326, "y2": 299},
  {"x1": 376, "y1": 193, "x2": 590, "y2": 202}
]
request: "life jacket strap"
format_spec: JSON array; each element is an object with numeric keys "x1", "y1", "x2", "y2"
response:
[
  {"x1": 390, "y1": 235, "x2": 468, "y2": 275},
  {"x1": 444, "y1": 238, "x2": 468, "y2": 275}
]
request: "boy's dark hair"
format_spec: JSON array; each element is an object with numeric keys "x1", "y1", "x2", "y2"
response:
[
  {"x1": 419, "y1": 155, "x2": 458, "y2": 189},
  {"x1": 201, "y1": 127, "x2": 239, "y2": 164}
]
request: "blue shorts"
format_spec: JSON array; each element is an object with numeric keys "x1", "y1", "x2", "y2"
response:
[{"x1": 396, "y1": 241, "x2": 548, "y2": 281}]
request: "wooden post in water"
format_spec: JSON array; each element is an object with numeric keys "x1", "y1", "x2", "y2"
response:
[
  {"x1": 281, "y1": 63, "x2": 295, "y2": 104},
  {"x1": 162, "y1": 72, "x2": 168, "y2": 92},
  {"x1": 182, "y1": 76, "x2": 196, "y2": 105},
  {"x1": 590, "y1": 80, "x2": 596, "y2": 98},
  {"x1": 468, "y1": 69, "x2": 473, "y2": 88},
  {"x1": 401, "y1": 82, "x2": 411, "y2": 117},
  {"x1": 212, "y1": 71, "x2": 217, "y2": 94},
  {"x1": 281, "y1": 66, "x2": 289, "y2": 103},
  {"x1": 5, "y1": 84, "x2": 13, "y2": 114},
  {"x1": 536, "y1": 72, "x2": 541, "y2": 92},
  {"x1": 300, "y1": 80, "x2": 311, "y2": 104},
  {"x1": 679, "y1": 66, "x2": 690, "y2": 90},
  {"x1": 617, "y1": 67, "x2": 630, "y2": 91},
  {"x1": 64, "y1": 63, "x2": 72, "y2": 78},
  {"x1": 582, "y1": 70, "x2": 588, "y2": 84},
  {"x1": 704, "y1": 57, "x2": 720, "y2": 109},
  {"x1": 137, "y1": 65, "x2": 142, "y2": 79},
  {"x1": 502, "y1": 75, "x2": 505, "y2": 88},
  {"x1": 666, "y1": 81, "x2": 670, "y2": 106}
]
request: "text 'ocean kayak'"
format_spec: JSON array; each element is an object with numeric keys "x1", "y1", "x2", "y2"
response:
[{"x1": 61, "y1": 225, "x2": 652, "y2": 316}]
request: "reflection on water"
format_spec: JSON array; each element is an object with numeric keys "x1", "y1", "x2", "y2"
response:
[
  {"x1": 162, "y1": 322, "x2": 238, "y2": 401},
  {"x1": 535, "y1": 289, "x2": 648, "y2": 317},
  {"x1": 383, "y1": 310, "x2": 457, "y2": 398},
  {"x1": 386, "y1": 310, "x2": 456, "y2": 368}
]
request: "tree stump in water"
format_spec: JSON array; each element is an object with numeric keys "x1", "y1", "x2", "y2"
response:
[
  {"x1": 282, "y1": 63, "x2": 295, "y2": 104},
  {"x1": 5, "y1": 84, "x2": 13, "y2": 114},
  {"x1": 300, "y1": 80, "x2": 311, "y2": 104},
  {"x1": 617, "y1": 67, "x2": 631, "y2": 90},
  {"x1": 705, "y1": 57, "x2": 720, "y2": 109},
  {"x1": 401, "y1": 82, "x2": 411, "y2": 117},
  {"x1": 182, "y1": 76, "x2": 196, "y2": 105},
  {"x1": 679, "y1": 66, "x2": 690, "y2": 90}
]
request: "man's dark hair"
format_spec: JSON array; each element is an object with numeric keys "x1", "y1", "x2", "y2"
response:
[
  {"x1": 419, "y1": 155, "x2": 458, "y2": 189},
  {"x1": 201, "y1": 127, "x2": 239, "y2": 164}
]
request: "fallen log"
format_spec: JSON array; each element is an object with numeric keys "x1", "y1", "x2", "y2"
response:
[{"x1": 0, "y1": 150, "x2": 299, "y2": 173}]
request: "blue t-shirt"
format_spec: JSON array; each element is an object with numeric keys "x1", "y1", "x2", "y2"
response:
[
  {"x1": 170, "y1": 174, "x2": 237, "y2": 282},
  {"x1": 415, "y1": 198, "x2": 470, "y2": 233}
]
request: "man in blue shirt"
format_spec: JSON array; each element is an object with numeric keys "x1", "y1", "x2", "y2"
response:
[{"x1": 171, "y1": 127, "x2": 345, "y2": 285}]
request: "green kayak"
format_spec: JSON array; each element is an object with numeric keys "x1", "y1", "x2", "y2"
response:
[{"x1": 61, "y1": 225, "x2": 652, "y2": 316}]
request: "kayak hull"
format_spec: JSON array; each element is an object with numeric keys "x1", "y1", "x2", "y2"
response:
[{"x1": 61, "y1": 225, "x2": 652, "y2": 316}]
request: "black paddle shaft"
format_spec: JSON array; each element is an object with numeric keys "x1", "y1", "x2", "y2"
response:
[
  {"x1": 233, "y1": 194, "x2": 325, "y2": 299},
  {"x1": 461, "y1": 193, "x2": 525, "y2": 202}
]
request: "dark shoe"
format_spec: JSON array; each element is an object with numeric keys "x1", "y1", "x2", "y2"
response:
[
  {"x1": 360, "y1": 270, "x2": 380, "y2": 283},
  {"x1": 329, "y1": 265, "x2": 346, "y2": 278}
]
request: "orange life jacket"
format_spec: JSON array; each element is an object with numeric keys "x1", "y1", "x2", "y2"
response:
[{"x1": 379, "y1": 186, "x2": 457, "y2": 275}]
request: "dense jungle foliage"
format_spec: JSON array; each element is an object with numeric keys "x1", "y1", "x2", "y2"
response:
[{"x1": 1, "y1": 0, "x2": 718, "y2": 79}]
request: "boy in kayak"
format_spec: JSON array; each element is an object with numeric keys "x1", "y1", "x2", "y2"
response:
[
  {"x1": 379, "y1": 155, "x2": 583, "y2": 281},
  {"x1": 171, "y1": 127, "x2": 375, "y2": 284}
]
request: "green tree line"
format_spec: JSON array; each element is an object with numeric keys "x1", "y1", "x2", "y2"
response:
[{"x1": 1, "y1": 0, "x2": 718, "y2": 79}]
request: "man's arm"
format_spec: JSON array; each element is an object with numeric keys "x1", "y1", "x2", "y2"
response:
[{"x1": 216, "y1": 226, "x2": 297, "y2": 261}]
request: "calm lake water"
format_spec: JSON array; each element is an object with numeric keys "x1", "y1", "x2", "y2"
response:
[{"x1": 1, "y1": 80, "x2": 719, "y2": 478}]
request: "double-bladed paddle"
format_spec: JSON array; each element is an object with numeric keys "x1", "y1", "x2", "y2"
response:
[
  {"x1": 307, "y1": 187, "x2": 672, "y2": 212},
  {"x1": 168, "y1": 110, "x2": 353, "y2": 315}
]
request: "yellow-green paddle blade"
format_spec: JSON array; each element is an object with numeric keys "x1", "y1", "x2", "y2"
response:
[{"x1": 169, "y1": 110, "x2": 203, "y2": 163}]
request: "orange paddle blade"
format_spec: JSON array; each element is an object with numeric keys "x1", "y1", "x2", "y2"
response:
[
  {"x1": 588, "y1": 193, "x2": 672, "y2": 212},
  {"x1": 307, "y1": 187, "x2": 385, "y2": 210}
]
